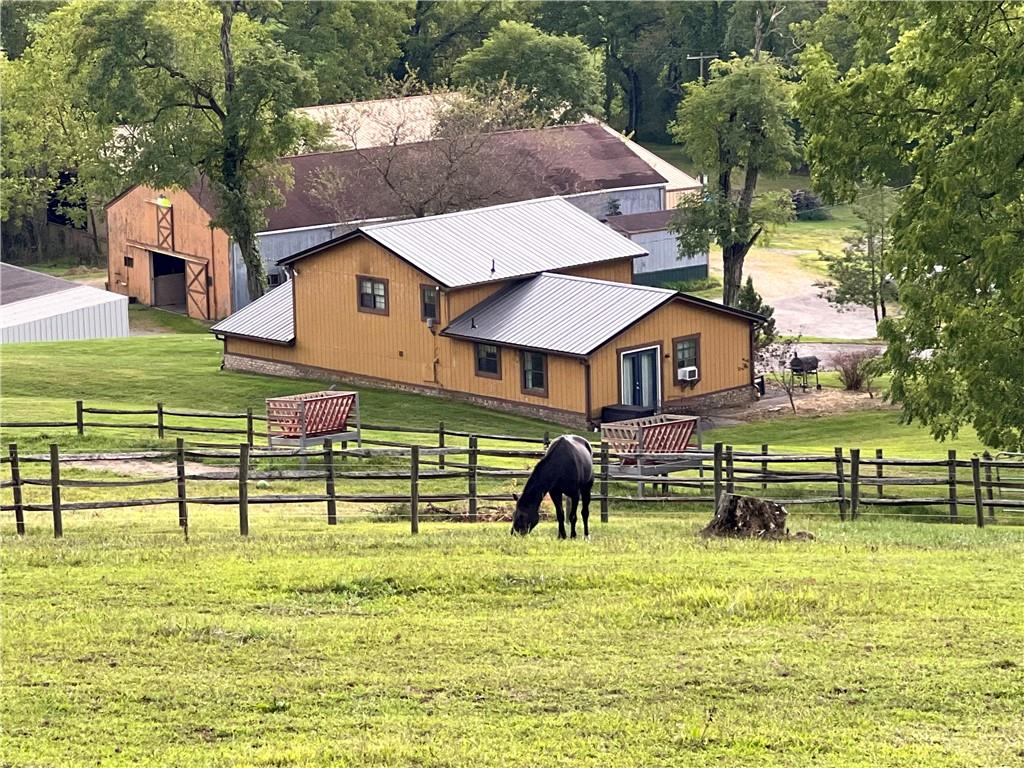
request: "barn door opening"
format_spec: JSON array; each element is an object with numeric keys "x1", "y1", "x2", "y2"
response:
[
  {"x1": 185, "y1": 261, "x2": 210, "y2": 320},
  {"x1": 151, "y1": 252, "x2": 187, "y2": 313}
]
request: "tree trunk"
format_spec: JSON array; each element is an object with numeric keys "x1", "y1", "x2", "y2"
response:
[
  {"x1": 219, "y1": 3, "x2": 266, "y2": 301},
  {"x1": 722, "y1": 242, "x2": 748, "y2": 306}
]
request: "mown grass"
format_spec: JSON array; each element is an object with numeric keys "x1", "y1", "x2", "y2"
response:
[
  {"x1": 706, "y1": 410, "x2": 989, "y2": 458},
  {"x1": 0, "y1": 336, "x2": 576, "y2": 455},
  {"x1": 3, "y1": 518, "x2": 1022, "y2": 767}
]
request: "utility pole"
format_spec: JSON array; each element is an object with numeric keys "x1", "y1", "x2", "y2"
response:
[{"x1": 686, "y1": 52, "x2": 718, "y2": 84}]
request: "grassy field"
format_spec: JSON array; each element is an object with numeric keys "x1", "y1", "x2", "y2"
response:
[
  {"x1": 0, "y1": 335, "x2": 994, "y2": 458},
  {"x1": 3, "y1": 518, "x2": 1022, "y2": 767}
]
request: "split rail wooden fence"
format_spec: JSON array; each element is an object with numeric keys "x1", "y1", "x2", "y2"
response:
[{"x1": 2, "y1": 439, "x2": 1022, "y2": 539}]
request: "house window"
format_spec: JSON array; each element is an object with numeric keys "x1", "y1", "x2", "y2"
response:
[
  {"x1": 357, "y1": 276, "x2": 388, "y2": 315},
  {"x1": 421, "y1": 285, "x2": 439, "y2": 322},
  {"x1": 267, "y1": 271, "x2": 284, "y2": 287},
  {"x1": 521, "y1": 351, "x2": 548, "y2": 396},
  {"x1": 123, "y1": 255, "x2": 134, "y2": 268},
  {"x1": 475, "y1": 343, "x2": 501, "y2": 379},
  {"x1": 674, "y1": 334, "x2": 701, "y2": 383}
]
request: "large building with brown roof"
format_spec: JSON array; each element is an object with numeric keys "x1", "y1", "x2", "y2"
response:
[{"x1": 105, "y1": 122, "x2": 677, "y2": 320}]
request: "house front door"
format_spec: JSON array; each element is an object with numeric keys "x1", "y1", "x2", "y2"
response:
[{"x1": 620, "y1": 347, "x2": 660, "y2": 409}]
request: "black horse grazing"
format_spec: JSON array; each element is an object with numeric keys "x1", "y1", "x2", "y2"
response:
[{"x1": 512, "y1": 435, "x2": 594, "y2": 539}]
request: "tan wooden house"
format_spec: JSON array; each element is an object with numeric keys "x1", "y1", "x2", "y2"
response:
[{"x1": 212, "y1": 198, "x2": 761, "y2": 426}]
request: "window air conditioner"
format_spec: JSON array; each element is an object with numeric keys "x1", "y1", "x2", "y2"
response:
[{"x1": 679, "y1": 366, "x2": 699, "y2": 382}]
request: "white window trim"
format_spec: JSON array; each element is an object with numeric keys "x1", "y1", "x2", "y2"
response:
[{"x1": 619, "y1": 344, "x2": 662, "y2": 408}]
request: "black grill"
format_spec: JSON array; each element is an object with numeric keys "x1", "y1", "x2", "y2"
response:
[
  {"x1": 789, "y1": 354, "x2": 822, "y2": 391},
  {"x1": 790, "y1": 355, "x2": 819, "y2": 374}
]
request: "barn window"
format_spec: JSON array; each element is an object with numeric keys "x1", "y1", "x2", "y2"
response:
[
  {"x1": 421, "y1": 285, "x2": 439, "y2": 322},
  {"x1": 521, "y1": 351, "x2": 548, "y2": 397},
  {"x1": 123, "y1": 255, "x2": 134, "y2": 268},
  {"x1": 475, "y1": 343, "x2": 501, "y2": 379},
  {"x1": 357, "y1": 276, "x2": 388, "y2": 315},
  {"x1": 673, "y1": 334, "x2": 701, "y2": 383},
  {"x1": 267, "y1": 271, "x2": 284, "y2": 287}
]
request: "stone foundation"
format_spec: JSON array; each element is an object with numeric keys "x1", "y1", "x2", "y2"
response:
[
  {"x1": 223, "y1": 353, "x2": 591, "y2": 428},
  {"x1": 662, "y1": 384, "x2": 756, "y2": 415}
]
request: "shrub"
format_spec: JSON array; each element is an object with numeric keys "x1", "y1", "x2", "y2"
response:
[
  {"x1": 833, "y1": 349, "x2": 881, "y2": 392},
  {"x1": 791, "y1": 189, "x2": 831, "y2": 221},
  {"x1": 662, "y1": 276, "x2": 721, "y2": 294}
]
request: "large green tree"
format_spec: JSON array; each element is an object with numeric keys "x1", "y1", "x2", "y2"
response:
[
  {"x1": 0, "y1": 3, "x2": 123, "y2": 262},
  {"x1": 452, "y1": 21, "x2": 602, "y2": 122},
  {"x1": 73, "y1": 0, "x2": 316, "y2": 300},
  {"x1": 669, "y1": 54, "x2": 797, "y2": 306},
  {"x1": 268, "y1": 1, "x2": 410, "y2": 105},
  {"x1": 798, "y1": 1, "x2": 1024, "y2": 450}
]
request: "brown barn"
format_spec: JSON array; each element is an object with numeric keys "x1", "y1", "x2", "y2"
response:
[
  {"x1": 211, "y1": 198, "x2": 760, "y2": 426},
  {"x1": 105, "y1": 123, "x2": 669, "y2": 321}
]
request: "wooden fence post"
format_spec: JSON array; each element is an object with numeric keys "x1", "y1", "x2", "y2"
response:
[
  {"x1": 543, "y1": 431, "x2": 550, "y2": 448},
  {"x1": 834, "y1": 446, "x2": 847, "y2": 521},
  {"x1": 875, "y1": 448, "x2": 884, "y2": 497},
  {"x1": 246, "y1": 407, "x2": 255, "y2": 446},
  {"x1": 468, "y1": 436, "x2": 478, "y2": 522},
  {"x1": 437, "y1": 421, "x2": 446, "y2": 471},
  {"x1": 713, "y1": 443, "x2": 724, "y2": 506},
  {"x1": 725, "y1": 445, "x2": 735, "y2": 495},
  {"x1": 947, "y1": 449, "x2": 958, "y2": 523},
  {"x1": 176, "y1": 438, "x2": 188, "y2": 535},
  {"x1": 9, "y1": 444, "x2": 24, "y2": 536},
  {"x1": 599, "y1": 441, "x2": 610, "y2": 524},
  {"x1": 982, "y1": 451, "x2": 995, "y2": 520},
  {"x1": 238, "y1": 443, "x2": 249, "y2": 537},
  {"x1": 75, "y1": 400, "x2": 84, "y2": 437},
  {"x1": 324, "y1": 439, "x2": 337, "y2": 526},
  {"x1": 49, "y1": 444, "x2": 62, "y2": 538},
  {"x1": 156, "y1": 402, "x2": 165, "y2": 440},
  {"x1": 410, "y1": 445, "x2": 420, "y2": 535},
  {"x1": 849, "y1": 448, "x2": 860, "y2": 520},
  {"x1": 760, "y1": 443, "x2": 768, "y2": 492},
  {"x1": 971, "y1": 457, "x2": 984, "y2": 528}
]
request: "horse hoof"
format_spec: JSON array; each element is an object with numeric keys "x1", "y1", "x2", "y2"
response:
[{"x1": 584, "y1": 535, "x2": 591, "y2": 541}]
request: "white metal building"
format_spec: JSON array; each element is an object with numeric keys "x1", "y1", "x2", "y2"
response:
[{"x1": 1, "y1": 263, "x2": 129, "y2": 343}]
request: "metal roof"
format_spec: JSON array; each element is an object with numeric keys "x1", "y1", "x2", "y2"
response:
[
  {"x1": 1, "y1": 263, "x2": 85, "y2": 304},
  {"x1": 606, "y1": 209, "x2": 679, "y2": 235},
  {"x1": 211, "y1": 282, "x2": 294, "y2": 344},
  {"x1": 352, "y1": 197, "x2": 648, "y2": 287},
  {"x1": 441, "y1": 272, "x2": 678, "y2": 356}
]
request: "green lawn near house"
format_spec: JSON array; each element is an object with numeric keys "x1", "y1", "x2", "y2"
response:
[
  {"x1": 705, "y1": 410, "x2": 989, "y2": 459},
  {"x1": 0, "y1": 335, "x2": 574, "y2": 455},
  {"x1": 2, "y1": 518, "x2": 1022, "y2": 768}
]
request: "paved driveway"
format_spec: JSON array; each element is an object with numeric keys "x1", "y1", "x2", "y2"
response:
[{"x1": 710, "y1": 247, "x2": 883, "y2": 339}]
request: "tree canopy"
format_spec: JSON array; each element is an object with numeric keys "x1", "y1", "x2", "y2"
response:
[
  {"x1": 452, "y1": 21, "x2": 602, "y2": 122},
  {"x1": 798, "y1": 0, "x2": 1024, "y2": 450}
]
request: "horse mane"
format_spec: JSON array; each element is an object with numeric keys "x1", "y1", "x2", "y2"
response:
[{"x1": 519, "y1": 450, "x2": 555, "y2": 508}]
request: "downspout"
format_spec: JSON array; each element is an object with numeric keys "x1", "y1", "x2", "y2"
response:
[{"x1": 583, "y1": 359, "x2": 594, "y2": 429}]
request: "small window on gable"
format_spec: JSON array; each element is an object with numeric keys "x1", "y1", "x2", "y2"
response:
[
  {"x1": 267, "y1": 271, "x2": 284, "y2": 287},
  {"x1": 357, "y1": 276, "x2": 388, "y2": 315},
  {"x1": 475, "y1": 343, "x2": 501, "y2": 378},
  {"x1": 521, "y1": 351, "x2": 548, "y2": 397},
  {"x1": 124, "y1": 255, "x2": 134, "y2": 268},
  {"x1": 421, "y1": 285, "x2": 439, "y2": 322}
]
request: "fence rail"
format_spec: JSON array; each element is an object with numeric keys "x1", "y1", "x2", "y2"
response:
[{"x1": 3, "y1": 434, "x2": 1022, "y2": 539}]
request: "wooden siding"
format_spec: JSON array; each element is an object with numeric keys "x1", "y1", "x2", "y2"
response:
[
  {"x1": 559, "y1": 257, "x2": 633, "y2": 284},
  {"x1": 587, "y1": 299, "x2": 751, "y2": 418},
  {"x1": 106, "y1": 185, "x2": 232, "y2": 319},
  {"x1": 445, "y1": 341, "x2": 586, "y2": 415}
]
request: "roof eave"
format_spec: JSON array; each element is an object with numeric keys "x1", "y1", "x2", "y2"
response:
[{"x1": 438, "y1": 329, "x2": 589, "y2": 360}]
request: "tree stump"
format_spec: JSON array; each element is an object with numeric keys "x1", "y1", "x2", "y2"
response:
[{"x1": 702, "y1": 493, "x2": 793, "y2": 539}]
